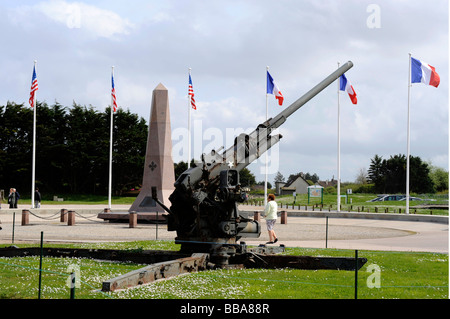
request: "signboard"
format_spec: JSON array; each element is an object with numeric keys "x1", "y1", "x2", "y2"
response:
[
  {"x1": 309, "y1": 188, "x2": 322, "y2": 197},
  {"x1": 307, "y1": 185, "x2": 323, "y2": 204}
]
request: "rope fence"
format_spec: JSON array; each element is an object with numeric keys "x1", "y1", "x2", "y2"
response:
[
  {"x1": 19, "y1": 208, "x2": 108, "y2": 226},
  {"x1": 4, "y1": 208, "x2": 167, "y2": 245}
]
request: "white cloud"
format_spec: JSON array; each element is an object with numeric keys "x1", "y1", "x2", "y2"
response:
[{"x1": 35, "y1": 0, "x2": 135, "y2": 39}]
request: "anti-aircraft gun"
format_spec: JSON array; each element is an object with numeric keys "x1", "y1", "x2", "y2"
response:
[{"x1": 153, "y1": 61, "x2": 354, "y2": 265}]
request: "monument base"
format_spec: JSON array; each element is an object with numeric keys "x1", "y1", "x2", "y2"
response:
[{"x1": 97, "y1": 212, "x2": 167, "y2": 224}]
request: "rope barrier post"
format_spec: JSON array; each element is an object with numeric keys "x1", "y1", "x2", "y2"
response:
[
  {"x1": 12, "y1": 212, "x2": 15, "y2": 244},
  {"x1": 68, "y1": 211, "x2": 75, "y2": 226},
  {"x1": 156, "y1": 211, "x2": 159, "y2": 240},
  {"x1": 129, "y1": 211, "x2": 137, "y2": 228},
  {"x1": 60, "y1": 209, "x2": 68, "y2": 223},
  {"x1": 38, "y1": 231, "x2": 43, "y2": 299},
  {"x1": 21, "y1": 209, "x2": 29, "y2": 226},
  {"x1": 281, "y1": 211, "x2": 287, "y2": 224},
  {"x1": 354, "y1": 249, "x2": 358, "y2": 299}
]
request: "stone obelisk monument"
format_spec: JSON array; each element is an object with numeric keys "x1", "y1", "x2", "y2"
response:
[{"x1": 128, "y1": 83, "x2": 175, "y2": 219}]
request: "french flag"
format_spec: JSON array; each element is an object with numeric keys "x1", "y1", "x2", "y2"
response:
[
  {"x1": 339, "y1": 73, "x2": 357, "y2": 105},
  {"x1": 411, "y1": 57, "x2": 440, "y2": 88},
  {"x1": 266, "y1": 71, "x2": 284, "y2": 106}
]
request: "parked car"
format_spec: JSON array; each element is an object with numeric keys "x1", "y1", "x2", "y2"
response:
[
  {"x1": 367, "y1": 194, "x2": 423, "y2": 202},
  {"x1": 399, "y1": 196, "x2": 424, "y2": 201}
]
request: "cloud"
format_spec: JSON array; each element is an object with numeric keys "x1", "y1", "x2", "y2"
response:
[{"x1": 31, "y1": 0, "x2": 135, "y2": 39}]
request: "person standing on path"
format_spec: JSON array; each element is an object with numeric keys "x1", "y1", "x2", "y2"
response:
[
  {"x1": 263, "y1": 193, "x2": 278, "y2": 244},
  {"x1": 13, "y1": 188, "x2": 19, "y2": 208},
  {"x1": 8, "y1": 188, "x2": 15, "y2": 209},
  {"x1": 8, "y1": 188, "x2": 20, "y2": 208},
  {"x1": 34, "y1": 188, "x2": 41, "y2": 208}
]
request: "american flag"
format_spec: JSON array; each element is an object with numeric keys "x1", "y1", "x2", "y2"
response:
[
  {"x1": 111, "y1": 73, "x2": 117, "y2": 113},
  {"x1": 29, "y1": 65, "x2": 38, "y2": 108},
  {"x1": 188, "y1": 74, "x2": 196, "y2": 110}
]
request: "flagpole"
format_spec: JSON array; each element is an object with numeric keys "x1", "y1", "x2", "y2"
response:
[
  {"x1": 108, "y1": 66, "x2": 115, "y2": 209},
  {"x1": 337, "y1": 62, "x2": 341, "y2": 212},
  {"x1": 264, "y1": 66, "x2": 269, "y2": 207},
  {"x1": 188, "y1": 68, "x2": 192, "y2": 168},
  {"x1": 406, "y1": 53, "x2": 412, "y2": 214},
  {"x1": 31, "y1": 60, "x2": 37, "y2": 209}
]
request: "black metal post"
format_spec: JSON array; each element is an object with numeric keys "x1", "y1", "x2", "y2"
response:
[
  {"x1": 70, "y1": 272, "x2": 76, "y2": 299},
  {"x1": 354, "y1": 250, "x2": 358, "y2": 299},
  {"x1": 38, "y1": 231, "x2": 43, "y2": 299}
]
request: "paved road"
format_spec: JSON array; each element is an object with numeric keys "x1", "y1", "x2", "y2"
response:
[{"x1": 0, "y1": 205, "x2": 448, "y2": 253}]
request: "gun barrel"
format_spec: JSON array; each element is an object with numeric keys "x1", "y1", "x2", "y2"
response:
[
  {"x1": 199, "y1": 61, "x2": 354, "y2": 178},
  {"x1": 269, "y1": 61, "x2": 353, "y2": 129}
]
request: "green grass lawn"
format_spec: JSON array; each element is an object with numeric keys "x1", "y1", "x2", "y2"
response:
[
  {"x1": 0, "y1": 241, "x2": 447, "y2": 299},
  {"x1": 41, "y1": 195, "x2": 136, "y2": 205}
]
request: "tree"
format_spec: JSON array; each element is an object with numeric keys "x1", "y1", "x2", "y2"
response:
[
  {"x1": 109, "y1": 107, "x2": 148, "y2": 195},
  {"x1": 355, "y1": 167, "x2": 368, "y2": 184},
  {"x1": 383, "y1": 154, "x2": 406, "y2": 193},
  {"x1": 174, "y1": 161, "x2": 188, "y2": 180},
  {"x1": 239, "y1": 168, "x2": 256, "y2": 187},
  {"x1": 65, "y1": 103, "x2": 108, "y2": 194},
  {"x1": 255, "y1": 181, "x2": 272, "y2": 189},
  {"x1": 368, "y1": 154, "x2": 384, "y2": 190},
  {"x1": 0, "y1": 101, "x2": 149, "y2": 196},
  {"x1": 273, "y1": 171, "x2": 285, "y2": 185},
  {"x1": 429, "y1": 166, "x2": 449, "y2": 192},
  {"x1": 409, "y1": 156, "x2": 433, "y2": 193},
  {"x1": 35, "y1": 102, "x2": 69, "y2": 193},
  {"x1": 0, "y1": 102, "x2": 33, "y2": 193},
  {"x1": 368, "y1": 154, "x2": 434, "y2": 194}
]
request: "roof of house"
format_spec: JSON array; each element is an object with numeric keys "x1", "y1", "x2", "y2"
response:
[{"x1": 284, "y1": 174, "x2": 308, "y2": 187}]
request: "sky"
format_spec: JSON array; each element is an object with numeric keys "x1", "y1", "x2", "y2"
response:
[{"x1": 0, "y1": 0, "x2": 448, "y2": 185}]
